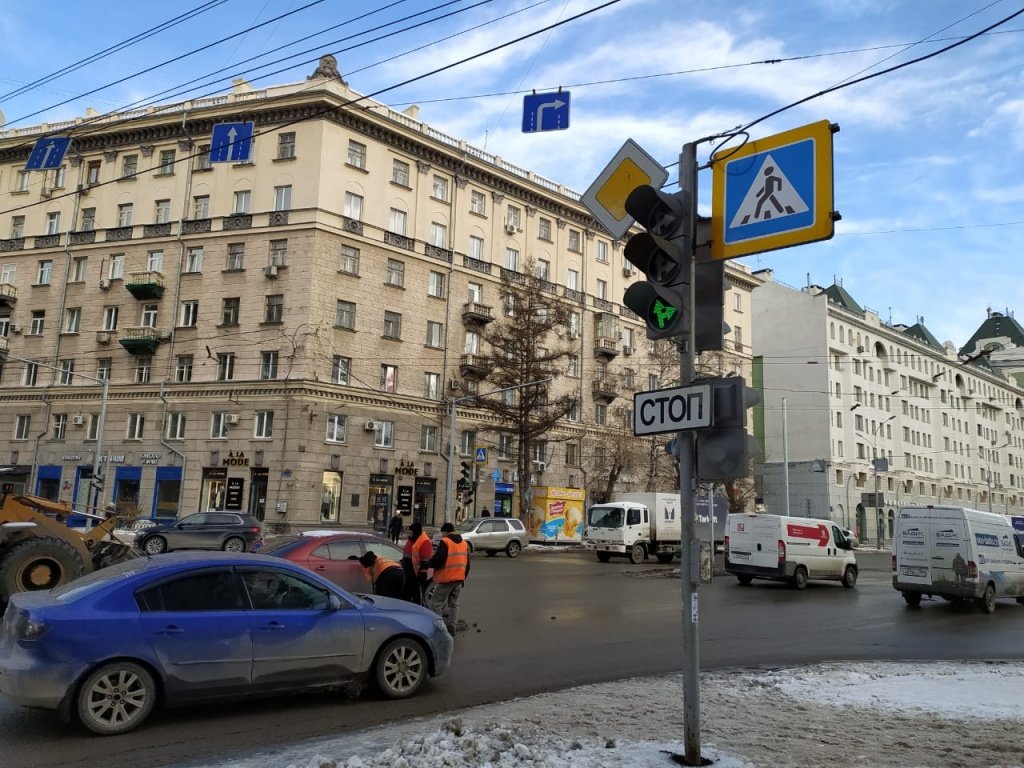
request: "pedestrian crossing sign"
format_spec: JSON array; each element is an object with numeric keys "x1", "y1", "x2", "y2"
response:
[
  {"x1": 475, "y1": 446, "x2": 487, "y2": 463},
  {"x1": 710, "y1": 120, "x2": 837, "y2": 261}
]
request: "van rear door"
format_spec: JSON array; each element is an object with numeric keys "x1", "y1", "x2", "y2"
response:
[
  {"x1": 894, "y1": 508, "x2": 932, "y2": 586},
  {"x1": 929, "y1": 512, "x2": 970, "y2": 589}
]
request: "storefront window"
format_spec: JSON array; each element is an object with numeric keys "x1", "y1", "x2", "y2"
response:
[{"x1": 321, "y1": 471, "x2": 342, "y2": 521}]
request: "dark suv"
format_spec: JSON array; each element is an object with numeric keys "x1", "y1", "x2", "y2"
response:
[{"x1": 136, "y1": 512, "x2": 262, "y2": 555}]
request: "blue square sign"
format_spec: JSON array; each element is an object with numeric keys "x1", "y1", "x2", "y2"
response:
[
  {"x1": 209, "y1": 122, "x2": 254, "y2": 163},
  {"x1": 25, "y1": 137, "x2": 72, "y2": 170},
  {"x1": 522, "y1": 91, "x2": 570, "y2": 133}
]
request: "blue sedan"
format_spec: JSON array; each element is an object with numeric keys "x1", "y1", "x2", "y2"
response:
[{"x1": 0, "y1": 551, "x2": 452, "y2": 735}]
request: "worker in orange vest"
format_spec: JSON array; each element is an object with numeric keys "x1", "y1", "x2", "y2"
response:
[
  {"x1": 401, "y1": 522, "x2": 434, "y2": 604},
  {"x1": 424, "y1": 522, "x2": 470, "y2": 635},
  {"x1": 357, "y1": 551, "x2": 405, "y2": 599}
]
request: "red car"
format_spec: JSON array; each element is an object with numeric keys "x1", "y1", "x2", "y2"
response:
[{"x1": 261, "y1": 531, "x2": 405, "y2": 593}]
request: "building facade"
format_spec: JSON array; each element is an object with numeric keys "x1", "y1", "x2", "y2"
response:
[
  {"x1": 753, "y1": 275, "x2": 1024, "y2": 546},
  {"x1": 0, "y1": 61, "x2": 756, "y2": 530}
]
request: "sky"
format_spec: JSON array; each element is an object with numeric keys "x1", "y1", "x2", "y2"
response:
[
  {"x1": 3, "y1": 0, "x2": 1024, "y2": 348},
  {"x1": 188, "y1": 660, "x2": 1024, "y2": 768}
]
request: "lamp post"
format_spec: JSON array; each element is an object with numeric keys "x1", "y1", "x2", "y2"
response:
[
  {"x1": 445, "y1": 377, "x2": 550, "y2": 525},
  {"x1": 984, "y1": 440, "x2": 1011, "y2": 514},
  {"x1": 2, "y1": 351, "x2": 109, "y2": 512},
  {"x1": 857, "y1": 414, "x2": 895, "y2": 548}
]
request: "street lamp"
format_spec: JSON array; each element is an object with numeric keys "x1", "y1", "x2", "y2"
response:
[
  {"x1": 2, "y1": 351, "x2": 109, "y2": 513},
  {"x1": 857, "y1": 414, "x2": 895, "y2": 548},
  {"x1": 984, "y1": 439, "x2": 1011, "y2": 514}
]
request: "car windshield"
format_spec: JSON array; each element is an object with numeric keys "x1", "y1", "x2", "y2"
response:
[
  {"x1": 259, "y1": 536, "x2": 305, "y2": 556},
  {"x1": 457, "y1": 519, "x2": 480, "y2": 532},
  {"x1": 587, "y1": 506, "x2": 624, "y2": 529}
]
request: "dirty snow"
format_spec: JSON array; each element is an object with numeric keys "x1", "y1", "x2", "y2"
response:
[{"x1": 193, "y1": 661, "x2": 1024, "y2": 768}]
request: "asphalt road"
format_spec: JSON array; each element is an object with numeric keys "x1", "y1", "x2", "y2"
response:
[{"x1": 5, "y1": 550, "x2": 1024, "y2": 768}]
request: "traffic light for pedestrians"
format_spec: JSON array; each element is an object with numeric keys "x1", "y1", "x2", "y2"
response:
[
  {"x1": 696, "y1": 376, "x2": 761, "y2": 480},
  {"x1": 622, "y1": 185, "x2": 693, "y2": 340}
]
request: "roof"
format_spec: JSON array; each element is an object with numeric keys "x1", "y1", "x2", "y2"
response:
[
  {"x1": 959, "y1": 312, "x2": 1024, "y2": 357},
  {"x1": 901, "y1": 322, "x2": 943, "y2": 350},
  {"x1": 823, "y1": 284, "x2": 863, "y2": 313}
]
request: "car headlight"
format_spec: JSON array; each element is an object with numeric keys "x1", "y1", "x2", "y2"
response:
[{"x1": 434, "y1": 618, "x2": 449, "y2": 635}]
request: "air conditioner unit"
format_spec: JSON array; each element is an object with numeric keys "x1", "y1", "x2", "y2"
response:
[
  {"x1": 622, "y1": 346, "x2": 634, "y2": 356},
  {"x1": 98, "y1": 278, "x2": 111, "y2": 290},
  {"x1": 10, "y1": 324, "x2": 21, "y2": 334},
  {"x1": 40, "y1": 187, "x2": 52, "y2": 199},
  {"x1": 96, "y1": 331, "x2": 110, "y2": 344},
  {"x1": 622, "y1": 266, "x2": 634, "y2": 277},
  {"x1": 264, "y1": 265, "x2": 279, "y2": 278},
  {"x1": 225, "y1": 414, "x2": 239, "y2": 425},
  {"x1": 448, "y1": 379, "x2": 461, "y2": 392},
  {"x1": 504, "y1": 223, "x2": 516, "y2": 234},
  {"x1": 532, "y1": 461, "x2": 546, "y2": 472},
  {"x1": 364, "y1": 419, "x2": 379, "y2": 431},
  {"x1": 72, "y1": 415, "x2": 86, "y2": 426}
]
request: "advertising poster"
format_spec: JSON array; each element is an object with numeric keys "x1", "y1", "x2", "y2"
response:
[{"x1": 529, "y1": 487, "x2": 586, "y2": 543}]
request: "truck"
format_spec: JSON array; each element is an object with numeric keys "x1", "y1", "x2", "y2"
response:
[
  {"x1": 0, "y1": 493, "x2": 136, "y2": 605},
  {"x1": 583, "y1": 493, "x2": 681, "y2": 564}
]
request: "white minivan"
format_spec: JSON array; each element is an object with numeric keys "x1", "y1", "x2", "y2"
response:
[
  {"x1": 725, "y1": 513, "x2": 857, "y2": 589},
  {"x1": 892, "y1": 505, "x2": 1024, "y2": 613}
]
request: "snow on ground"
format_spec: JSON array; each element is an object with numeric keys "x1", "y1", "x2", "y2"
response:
[{"x1": 192, "y1": 661, "x2": 1024, "y2": 768}]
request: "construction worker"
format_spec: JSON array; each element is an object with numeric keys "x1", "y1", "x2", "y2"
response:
[
  {"x1": 425, "y1": 522, "x2": 470, "y2": 635},
  {"x1": 357, "y1": 551, "x2": 405, "y2": 599},
  {"x1": 401, "y1": 522, "x2": 434, "y2": 604}
]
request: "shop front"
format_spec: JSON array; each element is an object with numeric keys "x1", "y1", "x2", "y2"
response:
[
  {"x1": 493, "y1": 482, "x2": 515, "y2": 518},
  {"x1": 414, "y1": 477, "x2": 436, "y2": 526},
  {"x1": 0, "y1": 465, "x2": 31, "y2": 496},
  {"x1": 36, "y1": 465, "x2": 62, "y2": 500},
  {"x1": 368, "y1": 473, "x2": 393, "y2": 533},
  {"x1": 250, "y1": 467, "x2": 269, "y2": 521}
]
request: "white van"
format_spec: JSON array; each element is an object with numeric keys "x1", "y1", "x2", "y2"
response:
[
  {"x1": 724, "y1": 513, "x2": 857, "y2": 589},
  {"x1": 892, "y1": 505, "x2": 1024, "y2": 613}
]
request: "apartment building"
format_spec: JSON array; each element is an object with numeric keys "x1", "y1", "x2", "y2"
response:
[
  {"x1": 0, "y1": 58, "x2": 756, "y2": 530},
  {"x1": 753, "y1": 274, "x2": 1024, "y2": 546}
]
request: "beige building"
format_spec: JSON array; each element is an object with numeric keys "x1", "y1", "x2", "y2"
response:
[{"x1": 0, "y1": 59, "x2": 756, "y2": 530}]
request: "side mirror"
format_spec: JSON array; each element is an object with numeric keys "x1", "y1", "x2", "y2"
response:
[{"x1": 329, "y1": 594, "x2": 344, "y2": 611}]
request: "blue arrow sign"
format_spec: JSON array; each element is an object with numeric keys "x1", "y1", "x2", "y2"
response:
[
  {"x1": 522, "y1": 91, "x2": 571, "y2": 133},
  {"x1": 25, "y1": 137, "x2": 72, "y2": 170},
  {"x1": 209, "y1": 122, "x2": 254, "y2": 163},
  {"x1": 491, "y1": 469, "x2": 502, "y2": 483}
]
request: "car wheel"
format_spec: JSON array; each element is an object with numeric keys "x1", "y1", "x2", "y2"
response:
[
  {"x1": 375, "y1": 637, "x2": 427, "y2": 699},
  {"x1": 142, "y1": 536, "x2": 167, "y2": 555},
  {"x1": 221, "y1": 536, "x2": 246, "y2": 553},
  {"x1": 842, "y1": 566, "x2": 858, "y2": 589},
  {"x1": 76, "y1": 661, "x2": 156, "y2": 736},
  {"x1": 485, "y1": 550, "x2": 498, "y2": 557},
  {"x1": 505, "y1": 540, "x2": 522, "y2": 558},
  {"x1": 903, "y1": 590, "x2": 922, "y2": 608},
  {"x1": 792, "y1": 566, "x2": 808, "y2": 590},
  {"x1": 978, "y1": 583, "x2": 996, "y2": 614},
  {"x1": 628, "y1": 543, "x2": 646, "y2": 565},
  {"x1": 736, "y1": 575, "x2": 753, "y2": 586},
  {"x1": 596, "y1": 552, "x2": 612, "y2": 563}
]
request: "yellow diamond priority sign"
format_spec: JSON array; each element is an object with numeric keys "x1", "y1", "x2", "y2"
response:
[{"x1": 581, "y1": 139, "x2": 668, "y2": 240}]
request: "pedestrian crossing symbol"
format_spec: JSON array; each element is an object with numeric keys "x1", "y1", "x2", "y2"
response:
[
  {"x1": 475, "y1": 447, "x2": 487, "y2": 463},
  {"x1": 711, "y1": 120, "x2": 837, "y2": 261}
]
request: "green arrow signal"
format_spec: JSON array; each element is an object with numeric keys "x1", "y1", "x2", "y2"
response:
[{"x1": 650, "y1": 298, "x2": 678, "y2": 329}]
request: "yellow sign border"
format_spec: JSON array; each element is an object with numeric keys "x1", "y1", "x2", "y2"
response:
[{"x1": 710, "y1": 120, "x2": 835, "y2": 261}]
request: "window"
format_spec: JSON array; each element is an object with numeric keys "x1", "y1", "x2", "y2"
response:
[
  {"x1": 380, "y1": 364, "x2": 397, "y2": 392},
  {"x1": 506, "y1": 205, "x2": 521, "y2": 230},
  {"x1": 227, "y1": 243, "x2": 245, "y2": 270},
  {"x1": 425, "y1": 321, "x2": 443, "y2": 348},
  {"x1": 347, "y1": 140, "x2": 367, "y2": 168},
  {"x1": 498, "y1": 435, "x2": 513, "y2": 459},
  {"x1": 273, "y1": 185, "x2": 292, "y2": 211},
  {"x1": 467, "y1": 282, "x2": 482, "y2": 303},
  {"x1": 470, "y1": 190, "x2": 486, "y2": 215},
  {"x1": 430, "y1": 222, "x2": 447, "y2": 247},
  {"x1": 14, "y1": 414, "x2": 30, "y2": 440},
  {"x1": 134, "y1": 356, "x2": 151, "y2": 384},
  {"x1": 424, "y1": 372, "x2": 440, "y2": 400},
  {"x1": 595, "y1": 403, "x2": 607, "y2": 426},
  {"x1": 331, "y1": 355, "x2": 350, "y2": 384},
  {"x1": 374, "y1": 420, "x2": 394, "y2": 448},
  {"x1": 15, "y1": 171, "x2": 30, "y2": 192},
  {"x1": 264, "y1": 294, "x2": 283, "y2": 323},
  {"x1": 277, "y1": 132, "x2": 296, "y2": 159},
  {"x1": 569, "y1": 311, "x2": 581, "y2": 339},
  {"x1": 420, "y1": 425, "x2": 437, "y2": 452},
  {"x1": 211, "y1": 413, "x2": 229, "y2": 439},
  {"x1": 536, "y1": 217, "x2": 552, "y2": 241},
  {"x1": 428, "y1": 270, "x2": 445, "y2": 298},
  {"x1": 388, "y1": 208, "x2": 407, "y2": 235},
  {"x1": 536, "y1": 259, "x2": 550, "y2": 280},
  {"x1": 506, "y1": 248, "x2": 519, "y2": 271},
  {"x1": 166, "y1": 413, "x2": 186, "y2": 440},
  {"x1": 72, "y1": 257, "x2": 87, "y2": 282},
  {"x1": 460, "y1": 430, "x2": 475, "y2": 456},
  {"x1": 596, "y1": 241, "x2": 609, "y2": 263},
  {"x1": 157, "y1": 149, "x2": 176, "y2": 175},
  {"x1": 595, "y1": 279, "x2": 608, "y2": 300},
  {"x1": 127, "y1": 413, "x2": 145, "y2": 439},
  {"x1": 122, "y1": 155, "x2": 138, "y2": 178},
  {"x1": 326, "y1": 414, "x2": 347, "y2": 443},
  {"x1": 567, "y1": 354, "x2": 579, "y2": 377},
  {"x1": 180, "y1": 300, "x2": 198, "y2": 327},
  {"x1": 85, "y1": 161, "x2": 100, "y2": 185},
  {"x1": 175, "y1": 355, "x2": 193, "y2": 382},
  {"x1": 734, "y1": 325, "x2": 743, "y2": 348},
  {"x1": 432, "y1": 175, "x2": 449, "y2": 201},
  {"x1": 10, "y1": 217, "x2": 25, "y2": 239},
  {"x1": 386, "y1": 259, "x2": 405, "y2": 287},
  {"x1": 568, "y1": 229, "x2": 581, "y2": 252},
  {"x1": 383, "y1": 311, "x2": 402, "y2": 339},
  {"x1": 222, "y1": 298, "x2": 240, "y2": 326},
  {"x1": 268, "y1": 239, "x2": 288, "y2": 266},
  {"x1": 52, "y1": 414, "x2": 67, "y2": 440},
  {"x1": 254, "y1": 411, "x2": 274, "y2": 438},
  {"x1": 195, "y1": 147, "x2": 211, "y2": 171},
  {"x1": 155, "y1": 199, "x2": 171, "y2": 224},
  {"x1": 80, "y1": 208, "x2": 96, "y2": 232},
  {"x1": 24, "y1": 361, "x2": 39, "y2": 386},
  {"x1": 59, "y1": 358, "x2": 75, "y2": 384},
  {"x1": 392, "y1": 159, "x2": 410, "y2": 186},
  {"x1": 109, "y1": 253, "x2": 125, "y2": 279},
  {"x1": 217, "y1": 353, "x2": 235, "y2": 381},
  {"x1": 30, "y1": 311, "x2": 45, "y2": 335},
  {"x1": 469, "y1": 236, "x2": 485, "y2": 261},
  {"x1": 567, "y1": 269, "x2": 579, "y2": 291},
  {"x1": 233, "y1": 190, "x2": 251, "y2": 214},
  {"x1": 336, "y1": 300, "x2": 355, "y2": 330},
  {"x1": 96, "y1": 359, "x2": 112, "y2": 382},
  {"x1": 260, "y1": 351, "x2": 279, "y2": 380},
  {"x1": 147, "y1": 249, "x2": 164, "y2": 273},
  {"x1": 464, "y1": 331, "x2": 480, "y2": 354},
  {"x1": 46, "y1": 212, "x2": 60, "y2": 235},
  {"x1": 185, "y1": 247, "x2": 203, "y2": 273},
  {"x1": 37, "y1": 260, "x2": 52, "y2": 285},
  {"x1": 117, "y1": 203, "x2": 133, "y2": 227},
  {"x1": 504, "y1": 293, "x2": 515, "y2": 316},
  {"x1": 344, "y1": 192, "x2": 363, "y2": 220},
  {"x1": 193, "y1": 195, "x2": 209, "y2": 219},
  {"x1": 566, "y1": 443, "x2": 579, "y2": 466}
]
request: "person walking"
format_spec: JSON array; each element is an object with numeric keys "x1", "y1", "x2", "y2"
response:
[
  {"x1": 387, "y1": 511, "x2": 403, "y2": 543},
  {"x1": 425, "y1": 522, "x2": 470, "y2": 635},
  {"x1": 401, "y1": 522, "x2": 433, "y2": 604},
  {"x1": 357, "y1": 551, "x2": 405, "y2": 599}
]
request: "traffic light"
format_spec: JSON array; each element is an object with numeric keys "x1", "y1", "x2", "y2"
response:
[
  {"x1": 460, "y1": 461, "x2": 471, "y2": 485},
  {"x1": 696, "y1": 376, "x2": 761, "y2": 480},
  {"x1": 622, "y1": 185, "x2": 693, "y2": 340}
]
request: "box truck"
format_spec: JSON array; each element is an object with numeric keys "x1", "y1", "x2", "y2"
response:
[
  {"x1": 724, "y1": 513, "x2": 858, "y2": 589},
  {"x1": 582, "y1": 493, "x2": 681, "y2": 564},
  {"x1": 892, "y1": 506, "x2": 1024, "y2": 613}
]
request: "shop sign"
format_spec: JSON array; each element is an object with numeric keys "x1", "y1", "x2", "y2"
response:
[
  {"x1": 139, "y1": 452, "x2": 162, "y2": 465},
  {"x1": 397, "y1": 485, "x2": 413, "y2": 512},
  {"x1": 62, "y1": 455, "x2": 83, "y2": 462},
  {"x1": 225, "y1": 478, "x2": 245, "y2": 510},
  {"x1": 395, "y1": 460, "x2": 418, "y2": 476},
  {"x1": 369, "y1": 473, "x2": 393, "y2": 486},
  {"x1": 99, "y1": 455, "x2": 126, "y2": 464},
  {"x1": 222, "y1": 450, "x2": 249, "y2": 467}
]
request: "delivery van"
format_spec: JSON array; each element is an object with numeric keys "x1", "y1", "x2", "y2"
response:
[
  {"x1": 724, "y1": 513, "x2": 857, "y2": 589},
  {"x1": 892, "y1": 506, "x2": 1024, "y2": 613}
]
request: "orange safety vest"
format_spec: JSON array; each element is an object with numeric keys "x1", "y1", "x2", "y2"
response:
[
  {"x1": 433, "y1": 538, "x2": 468, "y2": 583},
  {"x1": 366, "y1": 557, "x2": 400, "y2": 583},
  {"x1": 410, "y1": 533, "x2": 432, "y2": 573}
]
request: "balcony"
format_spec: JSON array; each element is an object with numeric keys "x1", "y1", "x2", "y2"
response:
[
  {"x1": 182, "y1": 218, "x2": 212, "y2": 234},
  {"x1": 384, "y1": 231, "x2": 415, "y2": 251},
  {"x1": 0, "y1": 282, "x2": 17, "y2": 308},
  {"x1": 68, "y1": 230, "x2": 96, "y2": 245},
  {"x1": 118, "y1": 326, "x2": 164, "y2": 355},
  {"x1": 592, "y1": 377, "x2": 618, "y2": 403},
  {"x1": 105, "y1": 226, "x2": 133, "y2": 242},
  {"x1": 125, "y1": 271, "x2": 165, "y2": 300},
  {"x1": 0, "y1": 238, "x2": 25, "y2": 252},
  {"x1": 461, "y1": 301, "x2": 494, "y2": 326},
  {"x1": 459, "y1": 353, "x2": 491, "y2": 379},
  {"x1": 594, "y1": 337, "x2": 620, "y2": 360},
  {"x1": 223, "y1": 214, "x2": 253, "y2": 231},
  {"x1": 0, "y1": 336, "x2": 8, "y2": 356}
]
